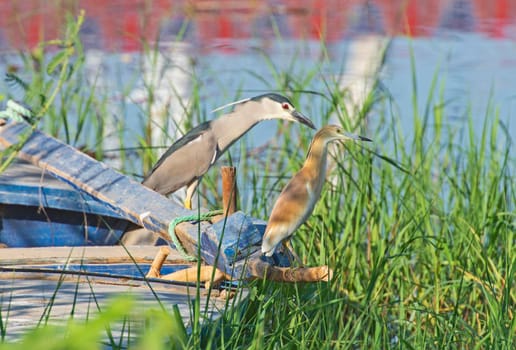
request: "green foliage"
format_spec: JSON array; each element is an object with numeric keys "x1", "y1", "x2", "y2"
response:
[{"x1": 0, "y1": 11, "x2": 87, "y2": 173}]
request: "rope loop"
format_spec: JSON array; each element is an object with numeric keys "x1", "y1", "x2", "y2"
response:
[{"x1": 168, "y1": 210, "x2": 223, "y2": 262}]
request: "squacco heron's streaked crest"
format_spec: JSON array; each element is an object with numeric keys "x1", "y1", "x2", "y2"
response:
[
  {"x1": 142, "y1": 93, "x2": 315, "y2": 209},
  {"x1": 261, "y1": 124, "x2": 372, "y2": 261}
]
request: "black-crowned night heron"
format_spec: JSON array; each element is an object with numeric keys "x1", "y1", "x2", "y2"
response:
[
  {"x1": 142, "y1": 93, "x2": 315, "y2": 209},
  {"x1": 261, "y1": 124, "x2": 372, "y2": 262}
]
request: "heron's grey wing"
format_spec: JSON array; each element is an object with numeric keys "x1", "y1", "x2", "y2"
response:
[
  {"x1": 142, "y1": 122, "x2": 218, "y2": 195},
  {"x1": 146, "y1": 121, "x2": 212, "y2": 175}
]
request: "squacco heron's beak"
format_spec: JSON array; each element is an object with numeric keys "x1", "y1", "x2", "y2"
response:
[{"x1": 342, "y1": 131, "x2": 372, "y2": 142}]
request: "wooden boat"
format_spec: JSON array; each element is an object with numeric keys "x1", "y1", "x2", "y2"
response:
[{"x1": 0, "y1": 108, "x2": 332, "y2": 339}]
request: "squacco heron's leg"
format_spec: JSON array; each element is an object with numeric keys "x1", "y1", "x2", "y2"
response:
[{"x1": 282, "y1": 240, "x2": 303, "y2": 267}]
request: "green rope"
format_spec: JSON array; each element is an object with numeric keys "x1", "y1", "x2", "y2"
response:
[
  {"x1": 0, "y1": 100, "x2": 34, "y2": 123},
  {"x1": 168, "y1": 210, "x2": 223, "y2": 262}
]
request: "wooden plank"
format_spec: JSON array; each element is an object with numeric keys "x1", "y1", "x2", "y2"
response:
[
  {"x1": 0, "y1": 160, "x2": 74, "y2": 188},
  {"x1": 0, "y1": 160, "x2": 122, "y2": 216},
  {"x1": 200, "y1": 212, "x2": 264, "y2": 273},
  {"x1": 0, "y1": 273, "x2": 247, "y2": 342},
  {"x1": 0, "y1": 246, "x2": 190, "y2": 265}
]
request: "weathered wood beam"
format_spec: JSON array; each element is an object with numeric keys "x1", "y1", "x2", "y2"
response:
[
  {"x1": 221, "y1": 166, "x2": 238, "y2": 215},
  {"x1": 0, "y1": 246, "x2": 189, "y2": 265},
  {"x1": 247, "y1": 258, "x2": 333, "y2": 282},
  {"x1": 147, "y1": 245, "x2": 332, "y2": 284}
]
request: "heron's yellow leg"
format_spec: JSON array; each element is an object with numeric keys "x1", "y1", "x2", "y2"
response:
[
  {"x1": 184, "y1": 179, "x2": 199, "y2": 210},
  {"x1": 283, "y1": 240, "x2": 303, "y2": 267},
  {"x1": 184, "y1": 198, "x2": 192, "y2": 210}
]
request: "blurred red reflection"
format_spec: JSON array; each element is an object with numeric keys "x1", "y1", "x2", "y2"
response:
[{"x1": 0, "y1": 0, "x2": 514, "y2": 53}]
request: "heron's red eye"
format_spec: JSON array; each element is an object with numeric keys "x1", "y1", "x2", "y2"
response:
[{"x1": 282, "y1": 103, "x2": 289, "y2": 110}]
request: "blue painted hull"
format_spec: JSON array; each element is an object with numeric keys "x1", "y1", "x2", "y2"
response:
[
  {"x1": 0, "y1": 204, "x2": 127, "y2": 247},
  {"x1": 0, "y1": 160, "x2": 129, "y2": 247}
]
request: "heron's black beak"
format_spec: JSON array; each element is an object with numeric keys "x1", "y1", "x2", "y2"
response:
[
  {"x1": 342, "y1": 131, "x2": 373, "y2": 142},
  {"x1": 291, "y1": 110, "x2": 316, "y2": 129}
]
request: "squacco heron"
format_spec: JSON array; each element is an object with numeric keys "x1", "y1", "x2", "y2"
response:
[{"x1": 261, "y1": 124, "x2": 372, "y2": 262}]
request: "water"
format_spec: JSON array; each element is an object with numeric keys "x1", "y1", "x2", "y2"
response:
[
  {"x1": 383, "y1": 35, "x2": 516, "y2": 143},
  {"x1": 0, "y1": 0, "x2": 514, "y2": 183}
]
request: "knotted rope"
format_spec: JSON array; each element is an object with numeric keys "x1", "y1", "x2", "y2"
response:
[{"x1": 168, "y1": 210, "x2": 223, "y2": 261}]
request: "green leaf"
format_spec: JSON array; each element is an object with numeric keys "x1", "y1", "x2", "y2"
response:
[{"x1": 46, "y1": 50, "x2": 68, "y2": 75}]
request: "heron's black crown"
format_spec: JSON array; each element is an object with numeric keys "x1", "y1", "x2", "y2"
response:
[{"x1": 250, "y1": 93, "x2": 294, "y2": 106}]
